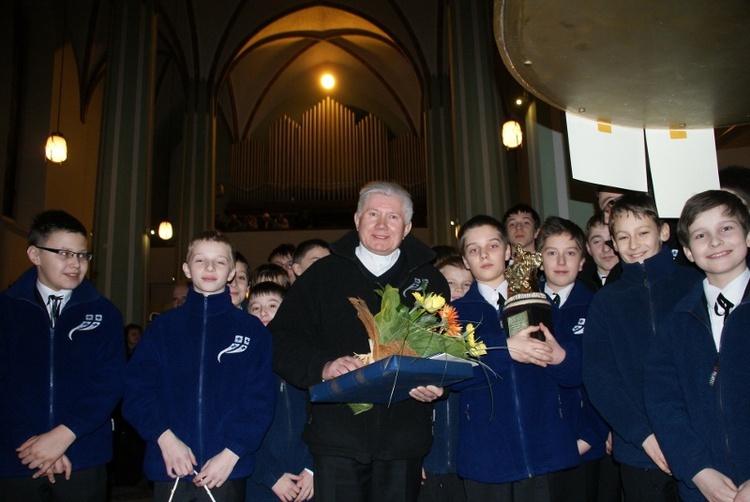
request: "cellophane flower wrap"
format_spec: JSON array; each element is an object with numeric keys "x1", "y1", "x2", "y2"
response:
[
  {"x1": 343, "y1": 285, "x2": 486, "y2": 414},
  {"x1": 350, "y1": 285, "x2": 487, "y2": 362}
]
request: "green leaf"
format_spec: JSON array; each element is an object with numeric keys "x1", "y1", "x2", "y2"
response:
[
  {"x1": 348, "y1": 403, "x2": 373, "y2": 414},
  {"x1": 375, "y1": 286, "x2": 411, "y2": 344}
]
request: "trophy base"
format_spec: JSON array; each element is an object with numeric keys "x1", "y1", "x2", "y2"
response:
[{"x1": 502, "y1": 292, "x2": 553, "y2": 341}]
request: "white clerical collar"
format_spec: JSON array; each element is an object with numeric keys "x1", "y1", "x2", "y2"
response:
[
  {"x1": 544, "y1": 282, "x2": 575, "y2": 308},
  {"x1": 477, "y1": 281, "x2": 508, "y2": 310},
  {"x1": 355, "y1": 244, "x2": 400, "y2": 277},
  {"x1": 37, "y1": 281, "x2": 73, "y2": 314}
]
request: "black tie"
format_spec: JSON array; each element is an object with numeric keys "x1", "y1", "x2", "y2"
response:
[
  {"x1": 714, "y1": 293, "x2": 734, "y2": 324},
  {"x1": 552, "y1": 293, "x2": 560, "y2": 307},
  {"x1": 497, "y1": 293, "x2": 505, "y2": 309},
  {"x1": 48, "y1": 295, "x2": 63, "y2": 326},
  {"x1": 600, "y1": 276, "x2": 607, "y2": 286}
]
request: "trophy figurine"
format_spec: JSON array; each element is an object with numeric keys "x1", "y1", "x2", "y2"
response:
[{"x1": 502, "y1": 244, "x2": 553, "y2": 341}]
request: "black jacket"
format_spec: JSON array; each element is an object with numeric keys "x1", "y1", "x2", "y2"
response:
[{"x1": 270, "y1": 230, "x2": 450, "y2": 462}]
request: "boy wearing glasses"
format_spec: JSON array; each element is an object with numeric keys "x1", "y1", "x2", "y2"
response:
[{"x1": 0, "y1": 210, "x2": 126, "y2": 500}]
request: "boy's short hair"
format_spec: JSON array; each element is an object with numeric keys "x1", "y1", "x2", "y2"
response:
[
  {"x1": 249, "y1": 281, "x2": 287, "y2": 301},
  {"x1": 357, "y1": 181, "x2": 414, "y2": 224},
  {"x1": 250, "y1": 263, "x2": 291, "y2": 289},
  {"x1": 268, "y1": 243, "x2": 296, "y2": 263},
  {"x1": 608, "y1": 192, "x2": 662, "y2": 233},
  {"x1": 293, "y1": 239, "x2": 330, "y2": 263},
  {"x1": 501, "y1": 203, "x2": 541, "y2": 229},
  {"x1": 186, "y1": 230, "x2": 235, "y2": 266},
  {"x1": 234, "y1": 251, "x2": 250, "y2": 269},
  {"x1": 719, "y1": 165, "x2": 750, "y2": 206},
  {"x1": 537, "y1": 216, "x2": 586, "y2": 252},
  {"x1": 584, "y1": 212, "x2": 608, "y2": 238},
  {"x1": 436, "y1": 255, "x2": 467, "y2": 272},
  {"x1": 28, "y1": 210, "x2": 87, "y2": 246},
  {"x1": 457, "y1": 215, "x2": 508, "y2": 255},
  {"x1": 677, "y1": 190, "x2": 750, "y2": 247}
]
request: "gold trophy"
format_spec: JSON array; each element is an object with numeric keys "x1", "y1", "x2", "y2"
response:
[{"x1": 503, "y1": 244, "x2": 552, "y2": 341}]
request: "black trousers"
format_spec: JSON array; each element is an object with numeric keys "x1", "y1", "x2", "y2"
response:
[
  {"x1": 620, "y1": 463, "x2": 679, "y2": 502},
  {"x1": 153, "y1": 477, "x2": 246, "y2": 502},
  {"x1": 313, "y1": 454, "x2": 422, "y2": 502},
  {"x1": 464, "y1": 474, "x2": 552, "y2": 502},
  {"x1": 0, "y1": 465, "x2": 107, "y2": 502}
]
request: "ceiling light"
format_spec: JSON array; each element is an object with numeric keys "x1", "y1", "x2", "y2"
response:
[{"x1": 321, "y1": 73, "x2": 335, "y2": 90}]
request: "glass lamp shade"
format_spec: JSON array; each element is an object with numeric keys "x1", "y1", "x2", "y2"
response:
[
  {"x1": 45, "y1": 133, "x2": 67, "y2": 163},
  {"x1": 502, "y1": 120, "x2": 523, "y2": 149},
  {"x1": 158, "y1": 221, "x2": 173, "y2": 240}
]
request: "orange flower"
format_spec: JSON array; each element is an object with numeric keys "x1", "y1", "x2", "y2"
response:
[{"x1": 438, "y1": 305, "x2": 461, "y2": 336}]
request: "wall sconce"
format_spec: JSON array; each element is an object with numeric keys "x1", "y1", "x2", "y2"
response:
[
  {"x1": 158, "y1": 221, "x2": 173, "y2": 240},
  {"x1": 46, "y1": 0, "x2": 68, "y2": 164},
  {"x1": 502, "y1": 120, "x2": 523, "y2": 149}
]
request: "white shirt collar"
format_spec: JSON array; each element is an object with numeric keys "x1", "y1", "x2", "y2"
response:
[
  {"x1": 355, "y1": 244, "x2": 400, "y2": 277},
  {"x1": 703, "y1": 267, "x2": 750, "y2": 350},
  {"x1": 477, "y1": 281, "x2": 508, "y2": 310},
  {"x1": 544, "y1": 282, "x2": 575, "y2": 308},
  {"x1": 36, "y1": 281, "x2": 73, "y2": 315}
]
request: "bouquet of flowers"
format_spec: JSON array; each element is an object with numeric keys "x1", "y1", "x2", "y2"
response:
[{"x1": 349, "y1": 284, "x2": 487, "y2": 364}]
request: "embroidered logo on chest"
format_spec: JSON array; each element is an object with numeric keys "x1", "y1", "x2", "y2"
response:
[
  {"x1": 403, "y1": 278, "x2": 429, "y2": 298},
  {"x1": 68, "y1": 314, "x2": 103, "y2": 340},
  {"x1": 217, "y1": 335, "x2": 250, "y2": 362},
  {"x1": 571, "y1": 317, "x2": 586, "y2": 335}
]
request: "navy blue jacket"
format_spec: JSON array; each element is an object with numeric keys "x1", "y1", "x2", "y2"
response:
[
  {"x1": 452, "y1": 282, "x2": 581, "y2": 483},
  {"x1": 422, "y1": 392, "x2": 461, "y2": 475},
  {"x1": 246, "y1": 377, "x2": 312, "y2": 501},
  {"x1": 549, "y1": 280, "x2": 609, "y2": 462},
  {"x1": 583, "y1": 247, "x2": 702, "y2": 469},
  {"x1": 645, "y1": 278, "x2": 750, "y2": 501},
  {"x1": 123, "y1": 287, "x2": 276, "y2": 482},
  {"x1": 0, "y1": 267, "x2": 125, "y2": 477}
]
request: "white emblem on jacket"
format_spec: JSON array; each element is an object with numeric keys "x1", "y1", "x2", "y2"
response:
[
  {"x1": 68, "y1": 314, "x2": 103, "y2": 340},
  {"x1": 217, "y1": 335, "x2": 250, "y2": 362}
]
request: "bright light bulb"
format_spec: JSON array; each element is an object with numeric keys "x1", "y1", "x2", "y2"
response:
[
  {"x1": 321, "y1": 73, "x2": 335, "y2": 90},
  {"x1": 45, "y1": 133, "x2": 67, "y2": 163},
  {"x1": 158, "y1": 221, "x2": 173, "y2": 240}
]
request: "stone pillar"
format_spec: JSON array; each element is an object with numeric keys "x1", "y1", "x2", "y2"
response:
[
  {"x1": 174, "y1": 78, "x2": 216, "y2": 264},
  {"x1": 425, "y1": 75, "x2": 459, "y2": 246},
  {"x1": 448, "y1": 0, "x2": 511, "y2": 220},
  {"x1": 93, "y1": 0, "x2": 156, "y2": 325}
]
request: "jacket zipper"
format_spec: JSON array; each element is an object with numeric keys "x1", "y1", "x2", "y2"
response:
[
  {"x1": 198, "y1": 296, "x2": 208, "y2": 466},
  {"x1": 510, "y1": 364, "x2": 533, "y2": 477}
]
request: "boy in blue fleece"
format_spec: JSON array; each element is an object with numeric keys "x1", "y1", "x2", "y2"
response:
[
  {"x1": 452, "y1": 215, "x2": 580, "y2": 502},
  {"x1": 245, "y1": 281, "x2": 314, "y2": 502},
  {"x1": 0, "y1": 210, "x2": 125, "y2": 500},
  {"x1": 537, "y1": 216, "x2": 615, "y2": 501},
  {"x1": 645, "y1": 190, "x2": 750, "y2": 502},
  {"x1": 583, "y1": 193, "x2": 701, "y2": 501},
  {"x1": 123, "y1": 230, "x2": 276, "y2": 502}
]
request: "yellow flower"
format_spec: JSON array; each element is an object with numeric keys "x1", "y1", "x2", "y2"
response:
[
  {"x1": 418, "y1": 292, "x2": 446, "y2": 313},
  {"x1": 466, "y1": 324, "x2": 487, "y2": 357}
]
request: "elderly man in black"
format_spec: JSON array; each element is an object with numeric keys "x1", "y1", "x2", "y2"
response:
[{"x1": 270, "y1": 181, "x2": 449, "y2": 501}]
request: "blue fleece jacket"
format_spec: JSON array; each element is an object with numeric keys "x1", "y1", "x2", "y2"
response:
[
  {"x1": 0, "y1": 267, "x2": 125, "y2": 477},
  {"x1": 123, "y1": 287, "x2": 276, "y2": 482},
  {"x1": 645, "y1": 278, "x2": 750, "y2": 501},
  {"x1": 246, "y1": 377, "x2": 312, "y2": 501},
  {"x1": 583, "y1": 246, "x2": 702, "y2": 469},
  {"x1": 548, "y1": 280, "x2": 609, "y2": 462},
  {"x1": 452, "y1": 282, "x2": 581, "y2": 484}
]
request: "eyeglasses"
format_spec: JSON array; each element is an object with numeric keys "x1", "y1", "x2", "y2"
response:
[{"x1": 36, "y1": 246, "x2": 94, "y2": 262}]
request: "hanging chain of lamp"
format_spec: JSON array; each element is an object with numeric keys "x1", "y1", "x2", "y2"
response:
[{"x1": 45, "y1": 0, "x2": 68, "y2": 163}]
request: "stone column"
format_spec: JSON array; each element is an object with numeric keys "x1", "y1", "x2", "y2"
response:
[
  {"x1": 448, "y1": 0, "x2": 511, "y2": 220},
  {"x1": 174, "y1": 78, "x2": 216, "y2": 263},
  {"x1": 93, "y1": 0, "x2": 157, "y2": 325}
]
